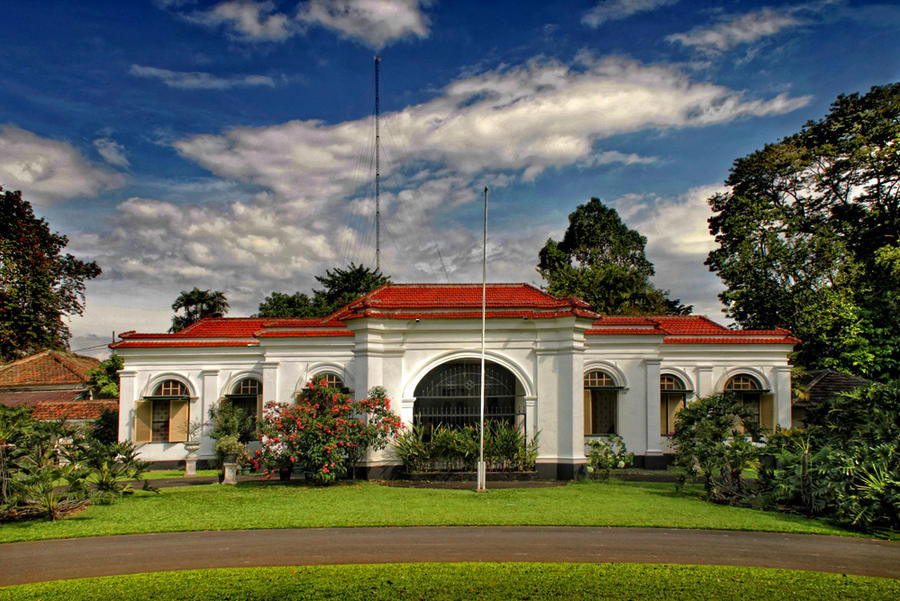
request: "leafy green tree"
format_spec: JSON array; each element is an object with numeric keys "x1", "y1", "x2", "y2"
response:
[
  {"x1": 86, "y1": 354, "x2": 123, "y2": 399},
  {"x1": 256, "y1": 291, "x2": 320, "y2": 318},
  {"x1": 170, "y1": 287, "x2": 229, "y2": 332},
  {"x1": 538, "y1": 198, "x2": 691, "y2": 315},
  {"x1": 0, "y1": 187, "x2": 101, "y2": 362},
  {"x1": 257, "y1": 263, "x2": 390, "y2": 318},
  {"x1": 706, "y1": 83, "x2": 900, "y2": 380}
]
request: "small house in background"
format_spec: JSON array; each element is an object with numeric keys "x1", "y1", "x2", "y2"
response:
[
  {"x1": 792, "y1": 369, "x2": 869, "y2": 427},
  {"x1": 0, "y1": 350, "x2": 118, "y2": 423}
]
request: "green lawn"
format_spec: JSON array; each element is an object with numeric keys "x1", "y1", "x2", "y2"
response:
[
  {"x1": 2, "y1": 563, "x2": 896, "y2": 601},
  {"x1": 0, "y1": 479, "x2": 854, "y2": 543}
]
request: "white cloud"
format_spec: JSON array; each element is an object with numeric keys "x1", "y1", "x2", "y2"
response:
[
  {"x1": 299, "y1": 0, "x2": 431, "y2": 49},
  {"x1": 129, "y1": 64, "x2": 277, "y2": 89},
  {"x1": 668, "y1": 6, "x2": 813, "y2": 53},
  {"x1": 71, "y1": 55, "x2": 808, "y2": 328},
  {"x1": 0, "y1": 126, "x2": 125, "y2": 206},
  {"x1": 185, "y1": 0, "x2": 294, "y2": 41},
  {"x1": 94, "y1": 138, "x2": 130, "y2": 168},
  {"x1": 582, "y1": 0, "x2": 678, "y2": 28},
  {"x1": 612, "y1": 185, "x2": 727, "y2": 316},
  {"x1": 171, "y1": 0, "x2": 431, "y2": 48}
]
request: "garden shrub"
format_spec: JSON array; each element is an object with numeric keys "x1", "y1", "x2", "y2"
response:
[
  {"x1": 762, "y1": 382, "x2": 900, "y2": 532},
  {"x1": 585, "y1": 434, "x2": 633, "y2": 480},
  {"x1": 253, "y1": 379, "x2": 401, "y2": 484},
  {"x1": 671, "y1": 393, "x2": 762, "y2": 504},
  {"x1": 393, "y1": 421, "x2": 538, "y2": 473}
]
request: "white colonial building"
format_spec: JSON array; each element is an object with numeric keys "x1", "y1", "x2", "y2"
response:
[{"x1": 112, "y1": 283, "x2": 796, "y2": 479}]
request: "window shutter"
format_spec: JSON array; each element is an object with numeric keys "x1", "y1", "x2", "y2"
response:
[
  {"x1": 134, "y1": 401, "x2": 152, "y2": 443},
  {"x1": 169, "y1": 400, "x2": 189, "y2": 443},
  {"x1": 583, "y1": 389, "x2": 591, "y2": 436}
]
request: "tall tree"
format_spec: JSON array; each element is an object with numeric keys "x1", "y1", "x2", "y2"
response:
[
  {"x1": 0, "y1": 187, "x2": 101, "y2": 362},
  {"x1": 257, "y1": 263, "x2": 390, "y2": 318},
  {"x1": 170, "y1": 287, "x2": 229, "y2": 332},
  {"x1": 86, "y1": 354, "x2": 123, "y2": 399},
  {"x1": 538, "y1": 198, "x2": 691, "y2": 315},
  {"x1": 706, "y1": 83, "x2": 900, "y2": 380}
]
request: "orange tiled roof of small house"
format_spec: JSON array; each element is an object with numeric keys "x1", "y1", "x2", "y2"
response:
[{"x1": 0, "y1": 350, "x2": 100, "y2": 390}]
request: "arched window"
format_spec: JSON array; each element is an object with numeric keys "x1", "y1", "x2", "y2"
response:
[
  {"x1": 413, "y1": 360, "x2": 523, "y2": 431},
  {"x1": 724, "y1": 374, "x2": 763, "y2": 425},
  {"x1": 226, "y1": 377, "x2": 262, "y2": 421},
  {"x1": 660, "y1": 374, "x2": 689, "y2": 436},
  {"x1": 136, "y1": 379, "x2": 190, "y2": 443},
  {"x1": 584, "y1": 370, "x2": 619, "y2": 435},
  {"x1": 312, "y1": 372, "x2": 344, "y2": 390}
]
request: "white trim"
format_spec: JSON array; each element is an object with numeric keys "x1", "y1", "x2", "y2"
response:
[
  {"x1": 141, "y1": 373, "x2": 197, "y2": 398},
  {"x1": 299, "y1": 362, "x2": 351, "y2": 393},
  {"x1": 716, "y1": 367, "x2": 772, "y2": 392},
  {"x1": 583, "y1": 360, "x2": 629, "y2": 390},
  {"x1": 222, "y1": 370, "x2": 263, "y2": 397},
  {"x1": 401, "y1": 349, "x2": 535, "y2": 399}
]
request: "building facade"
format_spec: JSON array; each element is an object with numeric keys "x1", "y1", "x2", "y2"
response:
[{"x1": 112, "y1": 284, "x2": 796, "y2": 478}]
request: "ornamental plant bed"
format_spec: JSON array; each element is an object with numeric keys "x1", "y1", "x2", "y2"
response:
[{"x1": 403, "y1": 470, "x2": 542, "y2": 482}]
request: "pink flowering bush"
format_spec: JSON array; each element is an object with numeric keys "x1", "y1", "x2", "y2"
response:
[{"x1": 252, "y1": 379, "x2": 401, "y2": 484}]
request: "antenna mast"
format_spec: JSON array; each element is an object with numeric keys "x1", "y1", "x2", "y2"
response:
[{"x1": 374, "y1": 55, "x2": 381, "y2": 271}]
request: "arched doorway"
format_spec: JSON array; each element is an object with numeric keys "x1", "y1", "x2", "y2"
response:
[{"x1": 413, "y1": 359, "x2": 525, "y2": 431}]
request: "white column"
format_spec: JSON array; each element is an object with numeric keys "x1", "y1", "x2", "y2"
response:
[
  {"x1": 774, "y1": 366, "x2": 793, "y2": 430},
  {"x1": 644, "y1": 359, "x2": 662, "y2": 456},
  {"x1": 117, "y1": 370, "x2": 137, "y2": 443},
  {"x1": 524, "y1": 396, "x2": 537, "y2": 442},
  {"x1": 400, "y1": 398, "x2": 415, "y2": 429},
  {"x1": 696, "y1": 366, "x2": 714, "y2": 399},
  {"x1": 262, "y1": 362, "x2": 279, "y2": 404},
  {"x1": 200, "y1": 370, "x2": 219, "y2": 452}
]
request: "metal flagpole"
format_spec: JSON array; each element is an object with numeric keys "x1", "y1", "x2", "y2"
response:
[{"x1": 477, "y1": 186, "x2": 488, "y2": 492}]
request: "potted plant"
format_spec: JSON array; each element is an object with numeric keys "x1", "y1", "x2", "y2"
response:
[{"x1": 214, "y1": 435, "x2": 244, "y2": 465}]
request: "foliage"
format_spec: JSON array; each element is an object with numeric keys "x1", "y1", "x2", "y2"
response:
[
  {"x1": 214, "y1": 435, "x2": 245, "y2": 460},
  {"x1": 208, "y1": 400, "x2": 255, "y2": 444},
  {"x1": 0, "y1": 405, "x2": 157, "y2": 521},
  {"x1": 392, "y1": 422, "x2": 538, "y2": 473},
  {"x1": 4, "y1": 563, "x2": 898, "y2": 601},
  {"x1": 538, "y1": 198, "x2": 691, "y2": 315},
  {"x1": 169, "y1": 287, "x2": 229, "y2": 332},
  {"x1": 65, "y1": 439, "x2": 156, "y2": 503},
  {"x1": 89, "y1": 408, "x2": 119, "y2": 445},
  {"x1": 0, "y1": 187, "x2": 102, "y2": 362},
  {"x1": 257, "y1": 262, "x2": 390, "y2": 318},
  {"x1": 762, "y1": 382, "x2": 900, "y2": 532},
  {"x1": 585, "y1": 435, "x2": 633, "y2": 480},
  {"x1": 706, "y1": 83, "x2": 900, "y2": 380},
  {"x1": 86, "y1": 354, "x2": 123, "y2": 399},
  {"x1": 253, "y1": 379, "x2": 401, "y2": 484},
  {"x1": 671, "y1": 394, "x2": 762, "y2": 504}
]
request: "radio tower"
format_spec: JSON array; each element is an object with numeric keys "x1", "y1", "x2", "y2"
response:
[{"x1": 374, "y1": 55, "x2": 381, "y2": 271}]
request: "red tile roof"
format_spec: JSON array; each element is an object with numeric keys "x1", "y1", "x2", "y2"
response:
[
  {"x1": 0, "y1": 390, "x2": 84, "y2": 407},
  {"x1": 111, "y1": 285, "x2": 796, "y2": 348},
  {"x1": 31, "y1": 400, "x2": 118, "y2": 421},
  {"x1": 0, "y1": 351, "x2": 100, "y2": 389},
  {"x1": 586, "y1": 315, "x2": 798, "y2": 345}
]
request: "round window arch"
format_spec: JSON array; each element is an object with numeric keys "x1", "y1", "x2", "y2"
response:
[
  {"x1": 225, "y1": 377, "x2": 262, "y2": 421},
  {"x1": 724, "y1": 373, "x2": 764, "y2": 426},
  {"x1": 413, "y1": 359, "x2": 524, "y2": 430}
]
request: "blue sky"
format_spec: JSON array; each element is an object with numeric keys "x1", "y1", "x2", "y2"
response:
[{"x1": 2, "y1": 0, "x2": 899, "y2": 357}]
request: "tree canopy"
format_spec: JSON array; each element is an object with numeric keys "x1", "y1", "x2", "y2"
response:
[
  {"x1": 706, "y1": 83, "x2": 900, "y2": 380},
  {"x1": 257, "y1": 263, "x2": 390, "y2": 318},
  {"x1": 0, "y1": 187, "x2": 101, "y2": 362},
  {"x1": 538, "y1": 198, "x2": 691, "y2": 315},
  {"x1": 170, "y1": 287, "x2": 229, "y2": 332},
  {"x1": 86, "y1": 354, "x2": 123, "y2": 399}
]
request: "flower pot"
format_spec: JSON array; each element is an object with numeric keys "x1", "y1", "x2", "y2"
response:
[
  {"x1": 279, "y1": 467, "x2": 292, "y2": 481},
  {"x1": 223, "y1": 453, "x2": 237, "y2": 464}
]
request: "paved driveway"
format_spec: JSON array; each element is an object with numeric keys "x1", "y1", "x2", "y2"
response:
[{"x1": 2, "y1": 526, "x2": 898, "y2": 585}]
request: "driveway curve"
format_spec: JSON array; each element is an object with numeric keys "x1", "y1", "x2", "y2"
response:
[{"x1": 1, "y1": 527, "x2": 897, "y2": 585}]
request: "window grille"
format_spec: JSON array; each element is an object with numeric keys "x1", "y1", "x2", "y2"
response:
[{"x1": 153, "y1": 380, "x2": 188, "y2": 397}]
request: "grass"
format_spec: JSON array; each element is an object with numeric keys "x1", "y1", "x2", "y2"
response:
[
  {"x1": 0, "y1": 479, "x2": 855, "y2": 543},
  {"x1": 140, "y1": 469, "x2": 219, "y2": 480},
  {"x1": 2, "y1": 563, "x2": 897, "y2": 601}
]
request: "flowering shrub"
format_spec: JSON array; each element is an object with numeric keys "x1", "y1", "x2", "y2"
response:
[
  {"x1": 586, "y1": 435, "x2": 633, "y2": 481},
  {"x1": 252, "y1": 380, "x2": 401, "y2": 484}
]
